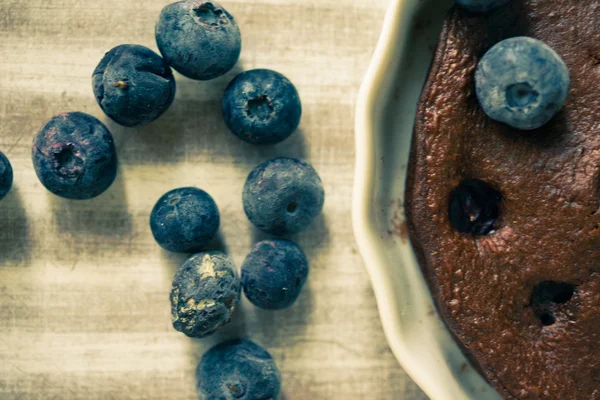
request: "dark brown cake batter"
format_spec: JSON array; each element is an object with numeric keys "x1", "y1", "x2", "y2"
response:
[{"x1": 405, "y1": 1, "x2": 600, "y2": 399}]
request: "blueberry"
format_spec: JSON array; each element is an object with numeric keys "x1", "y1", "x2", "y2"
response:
[
  {"x1": 241, "y1": 239, "x2": 309, "y2": 310},
  {"x1": 155, "y1": 0, "x2": 241, "y2": 80},
  {"x1": 0, "y1": 152, "x2": 13, "y2": 201},
  {"x1": 475, "y1": 37, "x2": 570, "y2": 130},
  {"x1": 32, "y1": 112, "x2": 118, "y2": 200},
  {"x1": 196, "y1": 339, "x2": 281, "y2": 400},
  {"x1": 150, "y1": 187, "x2": 220, "y2": 253},
  {"x1": 455, "y1": 0, "x2": 510, "y2": 12},
  {"x1": 92, "y1": 44, "x2": 176, "y2": 127},
  {"x1": 222, "y1": 69, "x2": 302, "y2": 145},
  {"x1": 170, "y1": 251, "x2": 241, "y2": 338},
  {"x1": 448, "y1": 179, "x2": 502, "y2": 235},
  {"x1": 243, "y1": 157, "x2": 325, "y2": 236}
]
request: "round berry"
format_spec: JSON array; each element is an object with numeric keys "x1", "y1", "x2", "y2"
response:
[
  {"x1": 242, "y1": 239, "x2": 309, "y2": 310},
  {"x1": 222, "y1": 69, "x2": 302, "y2": 145},
  {"x1": 455, "y1": 0, "x2": 510, "y2": 13},
  {"x1": 155, "y1": 0, "x2": 241, "y2": 81},
  {"x1": 92, "y1": 44, "x2": 176, "y2": 127},
  {"x1": 170, "y1": 251, "x2": 240, "y2": 338},
  {"x1": 150, "y1": 187, "x2": 220, "y2": 253},
  {"x1": 448, "y1": 179, "x2": 502, "y2": 235},
  {"x1": 243, "y1": 157, "x2": 325, "y2": 236},
  {"x1": 196, "y1": 339, "x2": 281, "y2": 400},
  {"x1": 475, "y1": 37, "x2": 570, "y2": 130},
  {"x1": 32, "y1": 112, "x2": 118, "y2": 200},
  {"x1": 0, "y1": 152, "x2": 13, "y2": 201}
]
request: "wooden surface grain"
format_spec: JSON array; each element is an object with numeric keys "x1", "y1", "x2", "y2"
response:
[{"x1": 0, "y1": 1, "x2": 428, "y2": 399}]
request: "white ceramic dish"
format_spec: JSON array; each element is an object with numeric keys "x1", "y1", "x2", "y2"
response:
[{"x1": 352, "y1": 0, "x2": 503, "y2": 399}]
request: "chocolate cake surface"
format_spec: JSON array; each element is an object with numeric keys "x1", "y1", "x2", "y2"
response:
[{"x1": 405, "y1": 1, "x2": 600, "y2": 399}]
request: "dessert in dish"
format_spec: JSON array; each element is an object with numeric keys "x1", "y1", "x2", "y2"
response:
[{"x1": 405, "y1": 1, "x2": 600, "y2": 399}]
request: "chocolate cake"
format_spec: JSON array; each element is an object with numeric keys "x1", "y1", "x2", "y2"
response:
[{"x1": 405, "y1": 1, "x2": 600, "y2": 399}]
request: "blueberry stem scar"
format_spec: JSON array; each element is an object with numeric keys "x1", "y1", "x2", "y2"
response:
[
  {"x1": 113, "y1": 80, "x2": 129, "y2": 90},
  {"x1": 287, "y1": 201, "x2": 297, "y2": 213},
  {"x1": 194, "y1": 2, "x2": 225, "y2": 27},
  {"x1": 246, "y1": 95, "x2": 274, "y2": 120}
]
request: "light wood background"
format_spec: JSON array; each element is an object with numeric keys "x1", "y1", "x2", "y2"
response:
[{"x1": 0, "y1": 0, "x2": 428, "y2": 399}]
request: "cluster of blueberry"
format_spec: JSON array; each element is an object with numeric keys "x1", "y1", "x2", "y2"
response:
[
  {"x1": 161, "y1": 156, "x2": 323, "y2": 330},
  {"x1": 0, "y1": 1, "x2": 323, "y2": 398},
  {"x1": 161, "y1": 159, "x2": 322, "y2": 398}
]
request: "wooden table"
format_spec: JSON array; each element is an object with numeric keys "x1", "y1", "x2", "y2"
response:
[{"x1": 0, "y1": 0, "x2": 428, "y2": 398}]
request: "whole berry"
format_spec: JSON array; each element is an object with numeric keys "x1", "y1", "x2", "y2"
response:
[
  {"x1": 475, "y1": 37, "x2": 570, "y2": 130},
  {"x1": 92, "y1": 44, "x2": 176, "y2": 127},
  {"x1": 455, "y1": 0, "x2": 510, "y2": 12},
  {"x1": 150, "y1": 187, "x2": 220, "y2": 253},
  {"x1": 32, "y1": 112, "x2": 118, "y2": 200},
  {"x1": 197, "y1": 339, "x2": 281, "y2": 400},
  {"x1": 222, "y1": 69, "x2": 302, "y2": 145},
  {"x1": 243, "y1": 157, "x2": 325, "y2": 236},
  {"x1": 170, "y1": 251, "x2": 241, "y2": 338},
  {"x1": 0, "y1": 152, "x2": 13, "y2": 200},
  {"x1": 242, "y1": 239, "x2": 309, "y2": 309},
  {"x1": 448, "y1": 179, "x2": 502, "y2": 235},
  {"x1": 155, "y1": 0, "x2": 241, "y2": 80}
]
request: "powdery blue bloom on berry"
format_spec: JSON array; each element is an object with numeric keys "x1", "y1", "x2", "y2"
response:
[
  {"x1": 92, "y1": 44, "x2": 176, "y2": 127},
  {"x1": 150, "y1": 187, "x2": 220, "y2": 253},
  {"x1": 170, "y1": 251, "x2": 240, "y2": 338},
  {"x1": 32, "y1": 112, "x2": 117, "y2": 200},
  {"x1": 197, "y1": 339, "x2": 281, "y2": 400},
  {"x1": 155, "y1": 0, "x2": 241, "y2": 80},
  {"x1": 222, "y1": 69, "x2": 302, "y2": 145},
  {"x1": 243, "y1": 157, "x2": 325, "y2": 236},
  {"x1": 242, "y1": 239, "x2": 309, "y2": 309},
  {"x1": 0, "y1": 152, "x2": 13, "y2": 201},
  {"x1": 475, "y1": 37, "x2": 570, "y2": 130}
]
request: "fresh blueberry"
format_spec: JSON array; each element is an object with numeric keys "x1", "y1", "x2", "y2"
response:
[
  {"x1": 32, "y1": 112, "x2": 118, "y2": 200},
  {"x1": 243, "y1": 157, "x2": 325, "y2": 236},
  {"x1": 0, "y1": 152, "x2": 13, "y2": 201},
  {"x1": 448, "y1": 179, "x2": 502, "y2": 235},
  {"x1": 222, "y1": 69, "x2": 302, "y2": 145},
  {"x1": 196, "y1": 339, "x2": 281, "y2": 400},
  {"x1": 150, "y1": 187, "x2": 220, "y2": 253},
  {"x1": 155, "y1": 0, "x2": 241, "y2": 80},
  {"x1": 455, "y1": 0, "x2": 510, "y2": 12},
  {"x1": 92, "y1": 44, "x2": 176, "y2": 127},
  {"x1": 170, "y1": 251, "x2": 241, "y2": 338},
  {"x1": 242, "y1": 239, "x2": 309, "y2": 310},
  {"x1": 475, "y1": 37, "x2": 570, "y2": 130}
]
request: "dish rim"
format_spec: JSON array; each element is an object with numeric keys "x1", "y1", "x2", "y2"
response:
[
  {"x1": 352, "y1": 1, "x2": 501, "y2": 399},
  {"x1": 352, "y1": 0, "x2": 432, "y2": 391}
]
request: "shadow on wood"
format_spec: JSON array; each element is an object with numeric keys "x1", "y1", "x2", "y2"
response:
[
  {"x1": 107, "y1": 62, "x2": 246, "y2": 167},
  {"x1": 106, "y1": 105, "x2": 187, "y2": 165},
  {"x1": 0, "y1": 187, "x2": 31, "y2": 266},
  {"x1": 49, "y1": 169, "x2": 132, "y2": 237},
  {"x1": 292, "y1": 213, "x2": 330, "y2": 262}
]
